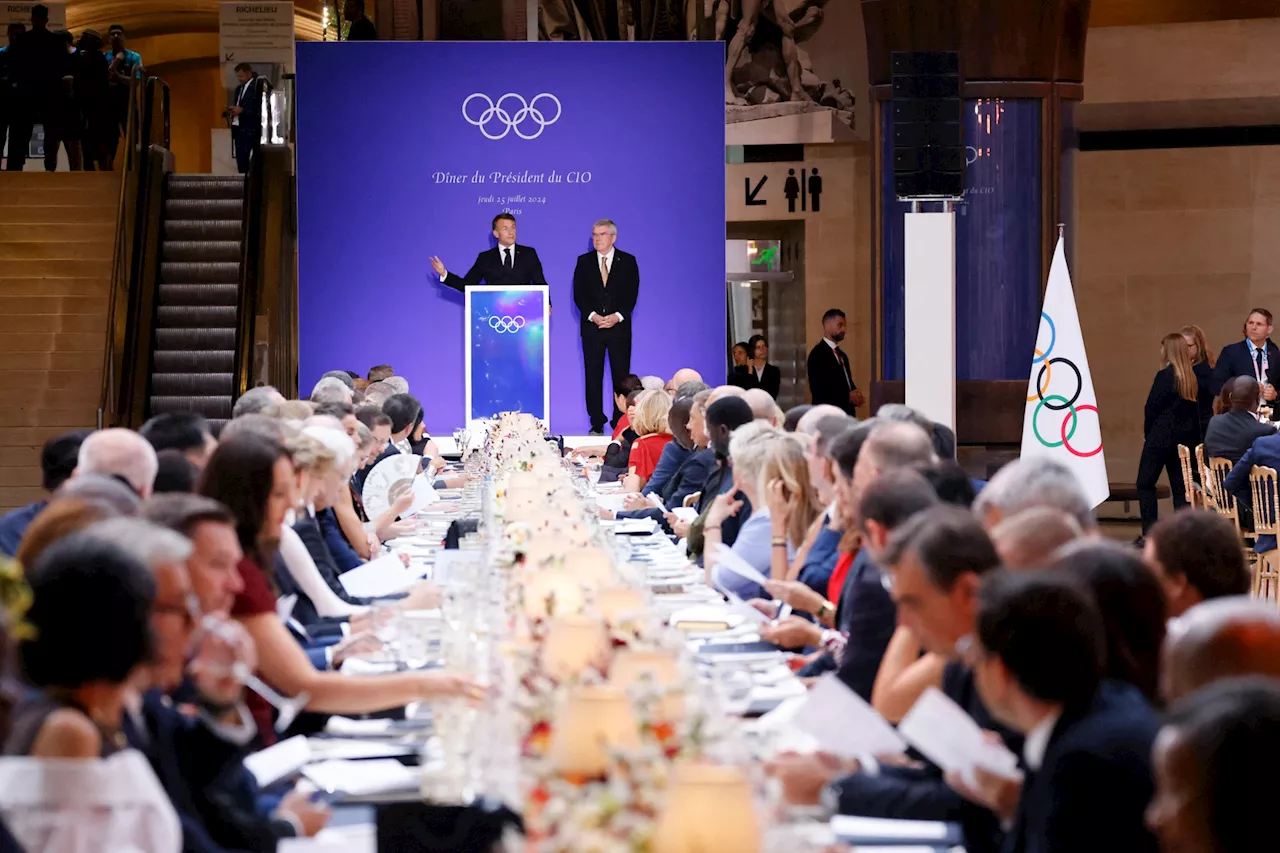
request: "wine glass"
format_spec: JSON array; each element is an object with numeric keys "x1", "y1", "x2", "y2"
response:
[{"x1": 198, "y1": 617, "x2": 310, "y2": 732}]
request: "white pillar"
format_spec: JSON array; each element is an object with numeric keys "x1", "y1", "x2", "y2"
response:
[{"x1": 904, "y1": 210, "x2": 956, "y2": 432}]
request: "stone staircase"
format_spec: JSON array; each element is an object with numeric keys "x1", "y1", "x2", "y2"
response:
[{"x1": 0, "y1": 171, "x2": 119, "y2": 512}]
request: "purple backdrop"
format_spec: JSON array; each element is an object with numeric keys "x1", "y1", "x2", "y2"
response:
[{"x1": 296, "y1": 41, "x2": 727, "y2": 433}]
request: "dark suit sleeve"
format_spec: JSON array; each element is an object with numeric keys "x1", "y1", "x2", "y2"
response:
[
  {"x1": 318, "y1": 511, "x2": 362, "y2": 573},
  {"x1": 620, "y1": 253, "x2": 640, "y2": 318},
  {"x1": 443, "y1": 252, "x2": 489, "y2": 292},
  {"x1": 1038, "y1": 750, "x2": 1157, "y2": 853},
  {"x1": 1210, "y1": 348, "x2": 1236, "y2": 397},
  {"x1": 835, "y1": 576, "x2": 897, "y2": 701},
  {"x1": 807, "y1": 346, "x2": 830, "y2": 404},
  {"x1": 527, "y1": 247, "x2": 547, "y2": 285},
  {"x1": 1224, "y1": 447, "x2": 1255, "y2": 502},
  {"x1": 1143, "y1": 370, "x2": 1174, "y2": 438},
  {"x1": 572, "y1": 255, "x2": 593, "y2": 319}
]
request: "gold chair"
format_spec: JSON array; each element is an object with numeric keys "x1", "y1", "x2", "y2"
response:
[
  {"x1": 1196, "y1": 445, "x2": 1209, "y2": 494},
  {"x1": 1177, "y1": 445, "x2": 1203, "y2": 509},
  {"x1": 1249, "y1": 466, "x2": 1280, "y2": 603}
]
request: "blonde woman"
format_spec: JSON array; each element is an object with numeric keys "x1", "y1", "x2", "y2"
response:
[
  {"x1": 705, "y1": 423, "x2": 817, "y2": 599},
  {"x1": 1136, "y1": 332, "x2": 1200, "y2": 537},
  {"x1": 1180, "y1": 324, "x2": 1216, "y2": 440},
  {"x1": 624, "y1": 389, "x2": 673, "y2": 491}
]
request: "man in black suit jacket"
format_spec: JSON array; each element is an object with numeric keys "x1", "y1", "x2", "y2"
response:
[
  {"x1": 342, "y1": 0, "x2": 378, "y2": 39},
  {"x1": 967, "y1": 572, "x2": 1159, "y2": 853},
  {"x1": 430, "y1": 212, "x2": 547, "y2": 292},
  {"x1": 807, "y1": 308, "x2": 865, "y2": 415},
  {"x1": 1203, "y1": 376, "x2": 1276, "y2": 464},
  {"x1": 573, "y1": 218, "x2": 639, "y2": 433},
  {"x1": 229, "y1": 63, "x2": 267, "y2": 174},
  {"x1": 1210, "y1": 308, "x2": 1280, "y2": 398}
]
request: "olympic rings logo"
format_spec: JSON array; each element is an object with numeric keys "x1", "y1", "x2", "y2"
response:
[
  {"x1": 462, "y1": 93, "x2": 562, "y2": 140},
  {"x1": 488, "y1": 315, "x2": 526, "y2": 334},
  {"x1": 1028, "y1": 311, "x2": 1102, "y2": 458}
]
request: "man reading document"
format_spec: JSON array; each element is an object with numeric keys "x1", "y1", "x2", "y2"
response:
[{"x1": 429, "y1": 213, "x2": 548, "y2": 290}]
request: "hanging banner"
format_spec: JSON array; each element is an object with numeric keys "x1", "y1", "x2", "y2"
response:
[{"x1": 1, "y1": 3, "x2": 67, "y2": 42}]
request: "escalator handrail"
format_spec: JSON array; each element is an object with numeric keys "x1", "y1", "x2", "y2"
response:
[
  {"x1": 98, "y1": 75, "x2": 171, "y2": 429},
  {"x1": 233, "y1": 150, "x2": 266, "y2": 400}
]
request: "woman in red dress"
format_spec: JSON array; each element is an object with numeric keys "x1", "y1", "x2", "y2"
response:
[
  {"x1": 626, "y1": 390, "x2": 674, "y2": 491},
  {"x1": 199, "y1": 434, "x2": 483, "y2": 744}
]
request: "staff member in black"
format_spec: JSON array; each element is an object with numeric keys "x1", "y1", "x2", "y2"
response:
[
  {"x1": 1136, "y1": 333, "x2": 1200, "y2": 539},
  {"x1": 229, "y1": 63, "x2": 266, "y2": 174},
  {"x1": 573, "y1": 218, "x2": 639, "y2": 435},
  {"x1": 807, "y1": 308, "x2": 864, "y2": 415},
  {"x1": 429, "y1": 212, "x2": 547, "y2": 290}
]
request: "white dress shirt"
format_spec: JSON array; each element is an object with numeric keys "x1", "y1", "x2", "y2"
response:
[
  {"x1": 0, "y1": 751, "x2": 182, "y2": 853},
  {"x1": 1022, "y1": 708, "x2": 1063, "y2": 771},
  {"x1": 588, "y1": 248, "x2": 624, "y2": 324}
]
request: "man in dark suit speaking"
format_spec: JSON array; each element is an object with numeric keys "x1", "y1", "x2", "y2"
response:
[
  {"x1": 429, "y1": 212, "x2": 547, "y2": 291},
  {"x1": 573, "y1": 219, "x2": 639, "y2": 434}
]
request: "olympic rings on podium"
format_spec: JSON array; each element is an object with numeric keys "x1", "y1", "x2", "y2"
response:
[
  {"x1": 488, "y1": 315, "x2": 526, "y2": 334},
  {"x1": 462, "y1": 93, "x2": 562, "y2": 140}
]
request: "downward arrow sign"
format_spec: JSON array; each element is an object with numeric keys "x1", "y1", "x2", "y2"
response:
[
  {"x1": 224, "y1": 52, "x2": 235, "y2": 61},
  {"x1": 745, "y1": 175, "x2": 767, "y2": 206}
]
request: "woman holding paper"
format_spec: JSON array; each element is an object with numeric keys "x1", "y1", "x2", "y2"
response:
[
  {"x1": 199, "y1": 435, "x2": 483, "y2": 745},
  {"x1": 705, "y1": 425, "x2": 817, "y2": 600}
]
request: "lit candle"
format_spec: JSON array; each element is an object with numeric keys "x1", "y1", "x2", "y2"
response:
[
  {"x1": 609, "y1": 649, "x2": 684, "y2": 722},
  {"x1": 562, "y1": 546, "x2": 615, "y2": 588},
  {"x1": 547, "y1": 685, "x2": 639, "y2": 776},
  {"x1": 541, "y1": 615, "x2": 609, "y2": 680},
  {"x1": 652, "y1": 763, "x2": 761, "y2": 853},
  {"x1": 595, "y1": 586, "x2": 645, "y2": 627},
  {"x1": 520, "y1": 570, "x2": 585, "y2": 620}
]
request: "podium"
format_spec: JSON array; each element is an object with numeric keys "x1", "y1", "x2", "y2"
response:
[{"x1": 464, "y1": 285, "x2": 551, "y2": 425}]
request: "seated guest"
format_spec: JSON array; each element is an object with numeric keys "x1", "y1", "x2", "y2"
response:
[
  {"x1": 791, "y1": 414, "x2": 857, "y2": 595},
  {"x1": 973, "y1": 455, "x2": 1096, "y2": 532},
  {"x1": 1160, "y1": 597, "x2": 1280, "y2": 703},
  {"x1": 613, "y1": 396, "x2": 696, "y2": 515},
  {"x1": 77, "y1": 428, "x2": 160, "y2": 499},
  {"x1": 598, "y1": 390, "x2": 642, "y2": 482},
  {"x1": 1143, "y1": 509, "x2": 1250, "y2": 617},
  {"x1": 1223, "y1": 423, "x2": 1280, "y2": 553},
  {"x1": 367, "y1": 364, "x2": 394, "y2": 383},
  {"x1": 1049, "y1": 540, "x2": 1168, "y2": 703},
  {"x1": 354, "y1": 406, "x2": 392, "y2": 458},
  {"x1": 918, "y1": 460, "x2": 979, "y2": 507},
  {"x1": 140, "y1": 412, "x2": 217, "y2": 469},
  {"x1": 0, "y1": 429, "x2": 90, "y2": 557},
  {"x1": 727, "y1": 342, "x2": 757, "y2": 390},
  {"x1": 88, "y1": 517, "x2": 330, "y2": 851},
  {"x1": 663, "y1": 389, "x2": 718, "y2": 508},
  {"x1": 1208, "y1": 307, "x2": 1280, "y2": 398},
  {"x1": 309, "y1": 377, "x2": 352, "y2": 407},
  {"x1": 331, "y1": 423, "x2": 378, "y2": 558},
  {"x1": 989, "y1": 507, "x2": 1083, "y2": 570},
  {"x1": 1147, "y1": 677, "x2": 1280, "y2": 853},
  {"x1": 610, "y1": 374, "x2": 643, "y2": 438},
  {"x1": 625, "y1": 389, "x2": 674, "y2": 490},
  {"x1": 277, "y1": 400, "x2": 315, "y2": 422},
  {"x1": 153, "y1": 449, "x2": 198, "y2": 494},
  {"x1": 769, "y1": 508, "x2": 1014, "y2": 853},
  {"x1": 664, "y1": 368, "x2": 704, "y2": 398},
  {"x1": 681, "y1": 397, "x2": 755, "y2": 555},
  {"x1": 764, "y1": 469, "x2": 934, "y2": 703},
  {"x1": 361, "y1": 380, "x2": 394, "y2": 410},
  {"x1": 704, "y1": 422, "x2": 796, "y2": 599},
  {"x1": 199, "y1": 434, "x2": 482, "y2": 744},
  {"x1": 1202, "y1": 376, "x2": 1275, "y2": 464},
  {"x1": 16, "y1": 497, "x2": 124, "y2": 568},
  {"x1": 959, "y1": 571, "x2": 1160, "y2": 853},
  {"x1": 743, "y1": 387, "x2": 783, "y2": 427},
  {"x1": 0, "y1": 534, "x2": 183, "y2": 852},
  {"x1": 782, "y1": 404, "x2": 812, "y2": 432},
  {"x1": 312, "y1": 401, "x2": 358, "y2": 441},
  {"x1": 231, "y1": 386, "x2": 285, "y2": 420}
]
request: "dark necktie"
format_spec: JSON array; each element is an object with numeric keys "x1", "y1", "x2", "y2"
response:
[
  {"x1": 1257, "y1": 347, "x2": 1266, "y2": 381},
  {"x1": 836, "y1": 346, "x2": 852, "y2": 389},
  {"x1": 503, "y1": 247, "x2": 513, "y2": 270}
]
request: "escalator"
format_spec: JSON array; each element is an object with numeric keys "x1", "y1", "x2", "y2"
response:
[
  {"x1": 148, "y1": 175, "x2": 245, "y2": 426},
  {"x1": 101, "y1": 76, "x2": 298, "y2": 431}
]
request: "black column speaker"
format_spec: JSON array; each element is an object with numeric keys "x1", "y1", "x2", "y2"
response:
[{"x1": 891, "y1": 51, "x2": 964, "y2": 199}]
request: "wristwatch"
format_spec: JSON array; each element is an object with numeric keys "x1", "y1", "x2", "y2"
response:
[{"x1": 817, "y1": 599, "x2": 836, "y2": 624}]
